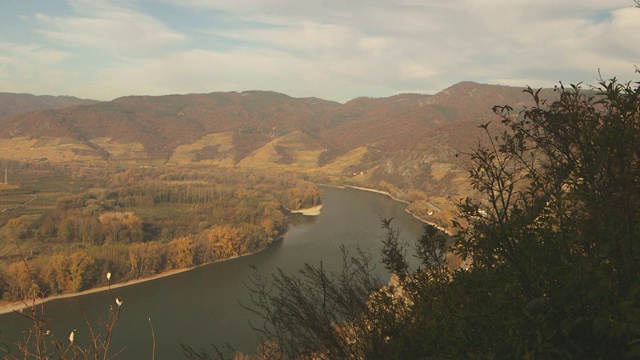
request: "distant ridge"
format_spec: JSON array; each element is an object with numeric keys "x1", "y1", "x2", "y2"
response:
[
  {"x1": 0, "y1": 82, "x2": 553, "y2": 160},
  {"x1": 0, "y1": 93, "x2": 99, "y2": 118},
  {"x1": 0, "y1": 81, "x2": 554, "y2": 163}
]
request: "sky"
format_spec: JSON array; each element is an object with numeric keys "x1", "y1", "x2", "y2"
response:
[{"x1": 1, "y1": 0, "x2": 639, "y2": 102}]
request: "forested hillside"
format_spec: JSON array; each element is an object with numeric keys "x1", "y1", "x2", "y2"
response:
[
  {"x1": 0, "y1": 93, "x2": 98, "y2": 119},
  {"x1": 0, "y1": 82, "x2": 557, "y2": 230}
]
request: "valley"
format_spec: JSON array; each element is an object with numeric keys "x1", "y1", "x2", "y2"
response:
[
  {"x1": 0, "y1": 81, "x2": 549, "y2": 305},
  {"x1": 0, "y1": 82, "x2": 553, "y2": 231},
  {"x1": 0, "y1": 82, "x2": 548, "y2": 308},
  {"x1": 1, "y1": 77, "x2": 637, "y2": 359},
  {"x1": 2, "y1": 1, "x2": 636, "y2": 357}
]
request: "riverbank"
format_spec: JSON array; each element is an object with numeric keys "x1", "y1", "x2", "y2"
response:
[
  {"x1": 346, "y1": 185, "x2": 409, "y2": 204},
  {"x1": 290, "y1": 204, "x2": 323, "y2": 216},
  {"x1": 0, "y1": 251, "x2": 259, "y2": 315},
  {"x1": 341, "y1": 185, "x2": 452, "y2": 235},
  {"x1": 0, "y1": 267, "x2": 187, "y2": 315},
  {"x1": 320, "y1": 184, "x2": 406, "y2": 203}
]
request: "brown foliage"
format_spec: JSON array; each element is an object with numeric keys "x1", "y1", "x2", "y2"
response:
[
  {"x1": 168, "y1": 236, "x2": 196, "y2": 269},
  {"x1": 129, "y1": 241, "x2": 167, "y2": 277},
  {"x1": 98, "y1": 211, "x2": 143, "y2": 244},
  {"x1": 2, "y1": 260, "x2": 36, "y2": 301},
  {"x1": 41, "y1": 251, "x2": 97, "y2": 294}
]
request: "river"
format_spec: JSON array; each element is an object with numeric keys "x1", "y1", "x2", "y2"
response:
[{"x1": 0, "y1": 186, "x2": 426, "y2": 359}]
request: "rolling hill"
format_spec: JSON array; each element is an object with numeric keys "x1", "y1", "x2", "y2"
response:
[
  {"x1": 0, "y1": 82, "x2": 556, "y2": 227},
  {"x1": 0, "y1": 93, "x2": 98, "y2": 119}
]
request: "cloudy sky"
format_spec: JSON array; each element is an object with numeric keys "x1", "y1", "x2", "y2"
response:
[{"x1": 1, "y1": 0, "x2": 638, "y2": 102}]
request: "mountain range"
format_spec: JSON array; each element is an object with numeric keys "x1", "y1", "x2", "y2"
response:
[{"x1": 0, "y1": 82, "x2": 556, "y2": 227}]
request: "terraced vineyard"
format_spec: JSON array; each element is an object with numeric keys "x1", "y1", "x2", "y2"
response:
[{"x1": 0, "y1": 186, "x2": 32, "y2": 211}]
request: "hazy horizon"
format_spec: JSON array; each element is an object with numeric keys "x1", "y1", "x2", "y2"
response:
[{"x1": 1, "y1": 0, "x2": 639, "y2": 102}]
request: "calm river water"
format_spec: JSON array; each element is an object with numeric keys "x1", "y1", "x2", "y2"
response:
[{"x1": 0, "y1": 186, "x2": 426, "y2": 359}]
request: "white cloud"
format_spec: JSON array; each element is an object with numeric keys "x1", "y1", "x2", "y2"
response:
[
  {"x1": 33, "y1": 0, "x2": 187, "y2": 58},
  {"x1": 1, "y1": 0, "x2": 638, "y2": 100},
  {"x1": 0, "y1": 41, "x2": 72, "y2": 95},
  {"x1": 176, "y1": 0, "x2": 637, "y2": 90},
  {"x1": 0, "y1": 41, "x2": 70, "y2": 65}
]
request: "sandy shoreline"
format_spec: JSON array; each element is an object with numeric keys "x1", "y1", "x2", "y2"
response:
[
  {"x1": 0, "y1": 253, "x2": 249, "y2": 316},
  {"x1": 346, "y1": 185, "x2": 408, "y2": 203},
  {"x1": 342, "y1": 185, "x2": 452, "y2": 235},
  {"x1": 321, "y1": 184, "x2": 409, "y2": 205},
  {"x1": 290, "y1": 204, "x2": 323, "y2": 216}
]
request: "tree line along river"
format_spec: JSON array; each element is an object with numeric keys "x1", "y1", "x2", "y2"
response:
[{"x1": 0, "y1": 186, "x2": 426, "y2": 359}]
